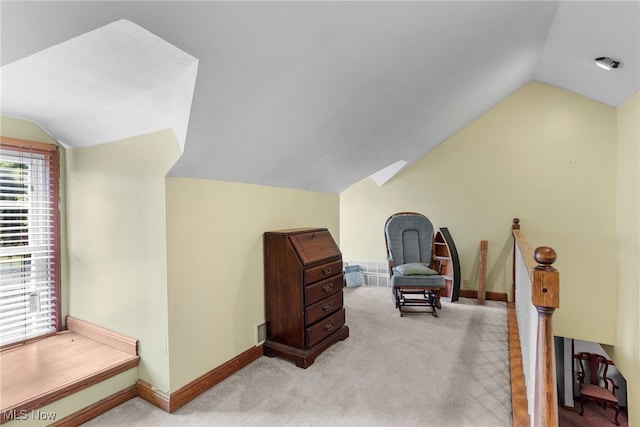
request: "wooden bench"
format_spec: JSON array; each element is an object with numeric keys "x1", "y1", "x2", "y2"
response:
[{"x1": 0, "y1": 317, "x2": 139, "y2": 424}]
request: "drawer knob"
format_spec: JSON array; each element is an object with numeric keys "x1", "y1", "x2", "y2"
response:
[
  {"x1": 324, "y1": 321, "x2": 334, "y2": 332},
  {"x1": 322, "y1": 283, "x2": 334, "y2": 293},
  {"x1": 322, "y1": 302, "x2": 333, "y2": 312},
  {"x1": 323, "y1": 267, "x2": 332, "y2": 275}
]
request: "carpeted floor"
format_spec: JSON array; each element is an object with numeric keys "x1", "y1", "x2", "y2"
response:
[{"x1": 85, "y1": 286, "x2": 512, "y2": 426}]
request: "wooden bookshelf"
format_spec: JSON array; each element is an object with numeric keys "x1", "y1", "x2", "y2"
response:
[{"x1": 434, "y1": 228, "x2": 461, "y2": 301}]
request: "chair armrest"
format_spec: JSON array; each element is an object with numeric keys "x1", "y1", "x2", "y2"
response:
[{"x1": 604, "y1": 377, "x2": 619, "y2": 394}]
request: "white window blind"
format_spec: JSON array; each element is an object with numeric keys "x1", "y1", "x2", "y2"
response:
[{"x1": 0, "y1": 141, "x2": 60, "y2": 346}]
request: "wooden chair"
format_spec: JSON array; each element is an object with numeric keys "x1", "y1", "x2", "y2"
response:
[
  {"x1": 384, "y1": 212, "x2": 445, "y2": 317},
  {"x1": 574, "y1": 352, "x2": 620, "y2": 425}
]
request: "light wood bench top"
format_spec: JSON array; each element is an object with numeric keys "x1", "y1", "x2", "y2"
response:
[{"x1": 1, "y1": 319, "x2": 139, "y2": 423}]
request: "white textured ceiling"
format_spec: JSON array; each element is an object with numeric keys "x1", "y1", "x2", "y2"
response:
[
  {"x1": 1, "y1": 1, "x2": 639, "y2": 194},
  {"x1": 534, "y1": 1, "x2": 640, "y2": 107},
  {"x1": 1, "y1": 19, "x2": 198, "y2": 150}
]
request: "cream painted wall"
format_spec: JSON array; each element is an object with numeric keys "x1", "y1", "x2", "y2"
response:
[
  {"x1": 340, "y1": 82, "x2": 618, "y2": 345},
  {"x1": 165, "y1": 177, "x2": 339, "y2": 392},
  {"x1": 1, "y1": 116, "x2": 58, "y2": 144},
  {"x1": 65, "y1": 129, "x2": 181, "y2": 393},
  {"x1": 611, "y1": 90, "x2": 639, "y2": 427}
]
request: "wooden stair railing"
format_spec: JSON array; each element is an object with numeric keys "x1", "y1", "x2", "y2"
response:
[{"x1": 511, "y1": 218, "x2": 560, "y2": 427}]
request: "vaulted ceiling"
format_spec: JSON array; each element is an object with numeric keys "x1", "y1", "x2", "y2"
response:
[{"x1": 1, "y1": 1, "x2": 639, "y2": 194}]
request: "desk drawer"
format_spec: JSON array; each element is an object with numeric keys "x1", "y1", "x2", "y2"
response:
[
  {"x1": 304, "y1": 260, "x2": 343, "y2": 285},
  {"x1": 305, "y1": 292, "x2": 343, "y2": 326},
  {"x1": 305, "y1": 275, "x2": 342, "y2": 305},
  {"x1": 305, "y1": 308, "x2": 345, "y2": 348}
]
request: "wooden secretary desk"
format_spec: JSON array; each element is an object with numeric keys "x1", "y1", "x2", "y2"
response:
[{"x1": 263, "y1": 228, "x2": 349, "y2": 368}]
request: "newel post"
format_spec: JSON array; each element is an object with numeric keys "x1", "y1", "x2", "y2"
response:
[
  {"x1": 511, "y1": 218, "x2": 520, "y2": 300},
  {"x1": 532, "y1": 246, "x2": 559, "y2": 427}
]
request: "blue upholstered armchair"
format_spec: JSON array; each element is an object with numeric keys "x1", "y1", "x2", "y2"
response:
[{"x1": 384, "y1": 212, "x2": 445, "y2": 317}]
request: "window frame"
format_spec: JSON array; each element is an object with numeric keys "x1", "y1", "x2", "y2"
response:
[{"x1": 0, "y1": 137, "x2": 61, "y2": 347}]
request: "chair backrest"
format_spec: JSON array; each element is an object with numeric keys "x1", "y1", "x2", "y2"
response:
[
  {"x1": 384, "y1": 212, "x2": 435, "y2": 266},
  {"x1": 574, "y1": 352, "x2": 617, "y2": 391}
]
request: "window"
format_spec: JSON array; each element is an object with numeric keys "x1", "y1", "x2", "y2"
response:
[{"x1": 0, "y1": 138, "x2": 60, "y2": 346}]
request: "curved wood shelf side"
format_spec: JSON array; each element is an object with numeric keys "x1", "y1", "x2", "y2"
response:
[{"x1": 434, "y1": 227, "x2": 461, "y2": 302}]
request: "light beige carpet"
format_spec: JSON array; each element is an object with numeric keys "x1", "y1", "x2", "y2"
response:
[{"x1": 86, "y1": 286, "x2": 512, "y2": 427}]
